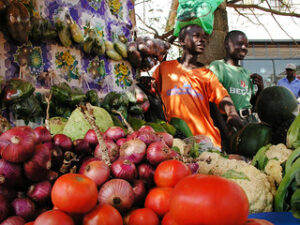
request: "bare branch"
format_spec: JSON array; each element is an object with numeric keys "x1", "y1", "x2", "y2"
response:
[
  {"x1": 136, "y1": 13, "x2": 160, "y2": 36},
  {"x1": 165, "y1": 0, "x2": 179, "y2": 32},
  {"x1": 233, "y1": 8, "x2": 259, "y2": 25},
  {"x1": 249, "y1": 8, "x2": 274, "y2": 41},
  {"x1": 226, "y1": 0, "x2": 243, "y2": 4},
  {"x1": 135, "y1": 0, "x2": 152, "y2": 6},
  {"x1": 227, "y1": 3, "x2": 300, "y2": 18}
]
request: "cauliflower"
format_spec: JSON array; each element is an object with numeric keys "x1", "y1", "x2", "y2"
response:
[
  {"x1": 197, "y1": 152, "x2": 275, "y2": 214},
  {"x1": 265, "y1": 144, "x2": 292, "y2": 164},
  {"x1": 172, "y1": 138, "x2": 187, "y2": 155},
  {"x1": 264, "y1": 144, "x2": 292, "y2": 185}
]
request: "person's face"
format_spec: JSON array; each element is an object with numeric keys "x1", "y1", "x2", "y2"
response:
[
  {"x1": 181, "y1": 26, "x2": 209, "y2": 55},
  {"x1": 286, "y1": 69, "x2": 296, "y2": 79},
  {"x1": 226, "y1": 34, "x2": 248, "y2": 60}
]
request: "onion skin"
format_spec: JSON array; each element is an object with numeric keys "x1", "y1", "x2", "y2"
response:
[
  {"x1": 11, "y1": 197, "x2": 36, "y2": 221},
  {"x1": 138, "y1": 125, "x2": 155, "y2": 133},
  {"x1": 0, "y1": 126, "x2": 36, "y2": 163},
  {"x1": 98, "y1": 179, "x2": 134, "y2": 212},
  {"x1": 146, "y1": 142, "x2": 172, "y2": 166},
  {"x1": 187, "y1": 163, "x2": 199, "y2": 174},
  {"x1": 119, "y1": 139, "x2": 147, "y2": 164},
  {"x1": 80, "y1": 160, "x2": 110, "y2": 187},
  {"x1": 73, "y1": 139, "x2": 91, "y2": 155},
  {"x1": 0, "y1": 216, "x2": 25, "y2": 225},
  {"x1": 84, "y1": 129, "x2": 99, "y2": 147},
  {"x1": 94, "y1": 139, "x2": 119, "y2": 163},
  {"x1": 33, "y1": 127, "x2": 52, "y2": 144},
  {"x1": 104, "y1": 127, "x2": 125, "y2": 141},
  {"x1": 136, "y1": 131, "x2": 160, "y2": 146},
  {"x1": 111, "y1": 159, "x2": 137, "y2": 182},
  {"x1": 116, "y1": 138, "x2": 127, "y2": 147},
  {"x1": 137, "y1": 163, "x2": 154, "y2": 184},
  {"x1": 0, "y1": 185, "x2": 17, "y2": 200},
  {"x1": 0, "y1": 194, "x2": 10, "y2": 222},
  {"x1": 53, "y1": 134, "x2": 73, "y2": 152},
  {"x1": 132, "y1": 180, "x2": 146, "y2": 207},
  {"x1": 0, "y1": 159, "x2": 22, "y2": 187},
  {"x1": 157, "y1": 132, "x2": 173, "y2": 148},
  {"x1": 24, "y1": 144, "x2": 51, "y2": 182},
  {"x1": 78, "y1": 157, "x2": 98, "y2": 174},
  {"x1": 27, "y1": 180, "x2": 52, "y2": 204}
]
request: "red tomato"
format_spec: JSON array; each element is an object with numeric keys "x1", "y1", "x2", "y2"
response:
[
  {"x1": 82, "y1": 204, "x2": 123, "y2": 225},
  {"x1": 129, "y1": 208, "x2": 159, "y2": 225},
  {"x1": 169, "y1": 174, "x2": 249, "y2": 225},
  {"x1": 25, "y1": 222, "x2": 34, "y2": 225},
  {"x1": 144, "y1": 187, "x2": 173, "y2": 218},
  {"x1": 154, "y1": 159, "x2": 191, "y2": 187},
  {"x1": 51, "y1": 173, "x2": 98, "y2": 213},
  {"x1": 162, "y1": 212, "x2": 178, "y2": 225},
  {"x1": 245, "y1": 219, "x2": 274, "y2": 225},
  {"x1": 34, "y1": 210, "x2": 74, "y2": 225}
]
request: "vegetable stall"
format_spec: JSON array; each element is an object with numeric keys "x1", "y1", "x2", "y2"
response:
[{"x1": 0, "y1": 0, "x2": 300, "y2": 225}]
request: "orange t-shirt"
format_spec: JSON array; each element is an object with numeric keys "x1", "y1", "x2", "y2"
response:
[{"x1": 152, "y1": 60, "x2": 229, "y2": 148}]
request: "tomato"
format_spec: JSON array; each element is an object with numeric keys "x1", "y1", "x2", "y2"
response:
[
  {"x1": 129, "y1": 208, "x2": 159, "y2": 225},
  {"x1": 161, "y1": 212, "x2": 178, "y2": 225},
  {"x1": 144, "y1": 187, "x2": 173, "y2": 218},
  {"x1": 82, "y1": 204, "x2": 123, "y2": 225},
  {"x1": 245, "y1": 219, "x2": 274, "y2": 225},
  {"x1": 169, "y1": 174, "x2": 249, "y2": 225},
  {"x1": 25, "y1": 222, "x2": 34, "y2": 225},
  {"x1": 51, "y1": 173, "x2": 98, "y2": 213},
  {"x1": 34, "y1": 210, "x2": 74, "y2": 225},
  {"x1": 154, "y1": 159, "x2": 191, "y2": 187}
]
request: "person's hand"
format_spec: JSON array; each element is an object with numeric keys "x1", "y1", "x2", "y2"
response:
[
  {"x1": 250, "y1": 73, "x2": 264, "y2": 92},
  {"x1": 226, "y1": 113, "x2": 243, "y2": 132}
]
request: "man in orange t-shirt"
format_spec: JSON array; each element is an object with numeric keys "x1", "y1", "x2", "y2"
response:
[{"x1": 152, "y1": 25, "x2": 242, "y2": 148}]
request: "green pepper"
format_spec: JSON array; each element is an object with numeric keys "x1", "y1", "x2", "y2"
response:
[
  {"x1": 51, "y1": 82, "x2": 72, "y2": 103},
  {"x1": 127, "y1": 115, "x2": 146, "y2": 131},
  {"x1": 3, "y1": 78, "x2": 34, "y2": 104},
  {"x1": 86, "y1": 90, "x2": 99, "y2": 106},
  {"x1": 69, "y1": 92, "x2": 86, "y2": 106},
  {"x1": 274, "y1": 157, "x2": 300, "y2": 212},
  {"x1": 101, "y1": 92, "x2": 118, "y2": 111},
  {"x1": 170, "y1": 117, "x2": 193, "y2": 138}
]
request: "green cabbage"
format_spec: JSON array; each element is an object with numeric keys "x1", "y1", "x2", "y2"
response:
[
  {"x1": 287, "y1": 114, "x2": 300, "y2": 149},
  {"x1": 63, "y1": 106, "x2": 113, "y2": 140}
]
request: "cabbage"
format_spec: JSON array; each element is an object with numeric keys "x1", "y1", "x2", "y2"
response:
[
  {"x1": 49, "y1": 117, "x2": 68, "y2": 135},
  {"x1": 287, "y1": 114, "x2": 300, "y2": 149},
  {"x1": 63, "y1": 106, "x2": 113, "y2": 140}
]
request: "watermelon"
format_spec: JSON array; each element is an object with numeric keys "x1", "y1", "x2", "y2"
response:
[
  {"x1": 256, "y1": 86, "x2": 298, "y2": 127},
  {"x1": 230, "y1": 123, "x2": 272, "y2": 158}
]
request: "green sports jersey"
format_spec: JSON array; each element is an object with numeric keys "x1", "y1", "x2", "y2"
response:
[{"x1": 209, "y1": 59, "x2": 255, "y2": 111}]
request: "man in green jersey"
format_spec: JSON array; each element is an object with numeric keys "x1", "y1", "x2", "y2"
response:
[{"x1": 209, "y1": 30, "x2": 264, "y2": 123}]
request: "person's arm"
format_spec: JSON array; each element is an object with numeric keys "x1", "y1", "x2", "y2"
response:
[
  {"x1": 250, "y1": 73, "x2": 264, "y2": 107},
  {"x1": 219, "y1": 96, "x2": 243, "y2": 130}
]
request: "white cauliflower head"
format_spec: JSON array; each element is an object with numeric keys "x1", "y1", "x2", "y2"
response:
[{"x1": 197, "y1": 152, "x2": 275, "y2": 214}]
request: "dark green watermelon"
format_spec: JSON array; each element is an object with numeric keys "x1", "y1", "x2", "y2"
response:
[
  {"x1": 256, "y1": 86, "x2": 298, "y2": 127},
  {"x1": 230, "y1": 123, "x2": 272, "y2": 158}
]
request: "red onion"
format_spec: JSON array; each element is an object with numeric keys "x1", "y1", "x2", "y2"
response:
[
  {"x1": 79, "y1": 160, "x2": 110, "y2": 187},
  {"x1": 0, "y1": 216, "x2": 25, "y2": 225},
  {"x1": 27, "y1": 180, "x2": 52, "y2": 204},
  {"x1": 48, "y1": 144, "x2": 63, "y2": 171},
  {"x1": 119, "y1": 139, "x2": 146, "y2": 164},
  {"x1": 47, "y1": 170, "x2": 59, "y2": 183},
  {"x1": 187, "y1": 163, "x2": 199, "y2": 174},
  {"x1": 104, "y1": 127, "x2": 125, "y2": 141},
  {"x1": 147, "y1": 142, "x2": 172, "y2": 166},
  {"x1": 24, "y1": 144, "x2": 51, "y2": 182},
  {"x1": 157, "y1": 132, "x2": 173, "y2": 148},
  {"x1": 11, "y1": 197, "x2": 35, "y2": 221},
  {"x1": 0, "y1": 194, "x2": 10, "y2": 222},
  {"x1": 78, "y1": 157, "x2": 98, "y2": 174},
  {"x1": 53, "y1": 134, "x2": 73, "y2": 152},
  {"x1": 98, "y1": 179, "x2": 134, "y2": 212},
  {"x1": 0, "y1": 126, "x2": 36, "y2": 163},
  {"x1": 0, "y1": 185, "x2": 17, "y2": 200},
  {"x1": 138, "y1": 163, "x2": 154, "y2": 184},
  {"x1": 33, "y1": 126, "x2": 52, "y2": 143},
  {"x1": 136, "y1": 131, "x2": 160, "y2": 146},
  {"x1": 116, "y1": 138, "x2": 127, "y2": 147},
  {"x1": 94, "y1": 139, "x2": 119, "y2": 162},
  {"x1": 73, "y1": 139, "x2": 91, "y2": 154},
  {"x1": 84, "y1": 129, "x2": 99, "y2": 147},
  {"x1": 132, "y1": 180, "x2": 146, "y2": 206},
  {"x1": 138, "y1": 125, "x2": 155, "y2": 133},
  {"x1": 126, "y1": 131, "x2": 139, "y2": 141},
  {"x1": 0, "y1": 159, "x2": 22, "y2": 187},
  {"x1": 111, "y1": 159, "x2": 137, "y2": 182}
]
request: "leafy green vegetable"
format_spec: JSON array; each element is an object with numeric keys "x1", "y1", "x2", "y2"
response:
[
  {"x1": 63, "y1": 106, "x2": 113, "y2": 140},
  {"x1": 49, "y1": 117, "x2": 68, "y2": 135},
  {"x1": 287, "y1": 114, "x2": 300, "y2": 149}
]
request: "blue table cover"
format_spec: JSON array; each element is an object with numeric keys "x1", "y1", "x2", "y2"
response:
[{"x1": 248, "y1": 212, "x2": 299, "y2": 225}]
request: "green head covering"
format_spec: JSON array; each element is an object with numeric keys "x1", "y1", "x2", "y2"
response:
[{"x1": 174, "y1": 0, "x2": 224, "y2": 37}]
